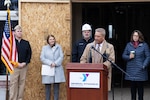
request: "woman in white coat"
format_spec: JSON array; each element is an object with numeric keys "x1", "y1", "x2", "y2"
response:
[{"x1": 40, "y1": 35, "x2": 65, "y2": 100}]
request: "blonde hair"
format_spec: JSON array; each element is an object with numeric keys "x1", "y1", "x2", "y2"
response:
[{"x1": 14, "y1": 25, "x2": 22, "y2": 31}]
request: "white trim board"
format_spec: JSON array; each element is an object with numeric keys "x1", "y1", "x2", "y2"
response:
[
  {"x1": 20, "y1": 0, "x2": 69, "y2": 3},
  {"x1": 0, "y1": 75, "x2": 10, "y2": 81},
  {"x1": 0, "y1": 11, "x2": 18, "y2": 21}
]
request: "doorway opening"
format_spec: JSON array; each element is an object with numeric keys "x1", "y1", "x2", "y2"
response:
[{"x1": 72, "y1": 2, "x2": 150, "y2": 87}]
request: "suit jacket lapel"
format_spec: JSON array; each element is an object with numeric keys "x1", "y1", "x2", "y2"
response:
[{"x1": 101, "y1": 40, "x2": 107, "y2": 54}]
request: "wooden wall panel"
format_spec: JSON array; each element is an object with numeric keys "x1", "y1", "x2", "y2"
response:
[{"x1": 20, "y1": 2, "x2": 70, "y2": 100}]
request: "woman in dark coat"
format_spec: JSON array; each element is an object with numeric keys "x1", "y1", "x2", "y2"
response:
[{"x1": 122, "y1": 30, "x2": 150, "y2": 100}]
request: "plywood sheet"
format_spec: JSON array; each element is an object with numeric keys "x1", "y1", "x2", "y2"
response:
[{"x1": 20, "y1": 2, "x2": 70, "y2": 100}]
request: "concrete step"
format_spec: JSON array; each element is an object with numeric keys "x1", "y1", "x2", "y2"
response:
[{"x1": 0, "y1": 88, "x2": 6, "y2": 100}]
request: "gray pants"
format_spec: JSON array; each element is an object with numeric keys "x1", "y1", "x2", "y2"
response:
[{"x1": 45, "y1": 83, "x2": 59, "y2": 100}]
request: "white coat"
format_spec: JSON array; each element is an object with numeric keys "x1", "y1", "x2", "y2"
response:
[{"x1": 40, "y1": 44, "x2": 66, "y2": 84}]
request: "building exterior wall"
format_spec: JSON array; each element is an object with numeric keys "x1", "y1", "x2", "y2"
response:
[
  {"x1": 19, "y1": 0, "x2": 150, "y2": 99},
  {"x1": 20, "y1": 1, "x2": 70, "y2": 99}
]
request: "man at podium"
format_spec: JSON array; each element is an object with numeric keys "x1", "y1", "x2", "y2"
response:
[{"x1": 80, "y1": 28, "x2": 115, "y2": 91}]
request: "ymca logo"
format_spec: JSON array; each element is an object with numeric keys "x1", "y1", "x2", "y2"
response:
[{"x1": 82, "y1": 74, "x2": 89, "y2": 82}]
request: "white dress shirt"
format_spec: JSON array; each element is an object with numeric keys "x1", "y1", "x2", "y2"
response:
[{"x1": 96, "y1": 42, "x2": 103, "y2": 52}]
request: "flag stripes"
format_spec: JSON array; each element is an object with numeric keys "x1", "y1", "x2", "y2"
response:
[{"x1": 1, "y1": 9, "x2": 18, "y2": 74}]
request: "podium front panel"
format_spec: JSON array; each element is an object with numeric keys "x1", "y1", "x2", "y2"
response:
[{"x1": 66, "y1": 63, "x2": 108, "y2": 100}]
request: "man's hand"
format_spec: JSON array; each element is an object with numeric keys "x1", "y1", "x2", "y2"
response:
[{"x1": 18, "y1": 62, "x2": 26, "y2": 68}]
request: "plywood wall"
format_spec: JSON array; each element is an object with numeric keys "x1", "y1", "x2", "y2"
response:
[{"x1": 20, "y1": 2, "x2": 70, "y2": 100}]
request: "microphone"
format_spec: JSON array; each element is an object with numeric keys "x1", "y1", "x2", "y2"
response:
[
  {"x1": 88, "y1": 46, "x2": 93, "y2": 63},
  {"x1": 91, "y1": 45, "x2": 104, "y2": 58},
  {"x1": 91, "y1": 45, "x2": 95, "y2": 50}
]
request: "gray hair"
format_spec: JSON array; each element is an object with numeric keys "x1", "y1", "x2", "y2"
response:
[
  {"x1": 14, "y1": 25, "x2": 22, "y2": 31},
  {"x1": 95, "y1": 28, "x2": 106, "y2": 37}
]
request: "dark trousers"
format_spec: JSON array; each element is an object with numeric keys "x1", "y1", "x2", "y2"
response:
[
  {"x1": 130, "y1": 81, "x2": 144, "y2": 100},
  {"x1": 45, "y1": 83, "x2": 60, "y2": 100}
]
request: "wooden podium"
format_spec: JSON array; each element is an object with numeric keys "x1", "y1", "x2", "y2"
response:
[{"x1": 66, "y1": 63, "x2": 108, "y2": 100}]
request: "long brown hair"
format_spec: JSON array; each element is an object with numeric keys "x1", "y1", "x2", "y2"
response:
[{"x1": 130, "y1": 30, "x2": 144, "y2": 42}]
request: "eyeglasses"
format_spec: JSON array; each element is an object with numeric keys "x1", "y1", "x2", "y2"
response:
[{"x1": 133, "y1": 35, "x2": 139, "y2": 37}]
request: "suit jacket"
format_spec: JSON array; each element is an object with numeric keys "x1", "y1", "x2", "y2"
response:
[{"x1": 80, "y1": 40, "x2": 115, "y2": 91}]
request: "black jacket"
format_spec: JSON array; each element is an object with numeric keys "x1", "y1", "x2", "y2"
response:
[
  {"x1": 72, "y1": 38, "x2": 93, "y2": 62},
  {"x1": 16, "y1": 39, "x2": 32, "y2": 65}
]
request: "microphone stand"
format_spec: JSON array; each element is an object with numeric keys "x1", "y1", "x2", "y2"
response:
[
  {"x1": 91, "y1": 46, "x2": 130, "y2": 100},
  {"x1": 91, "y1": 46, "x2": 130, "y2": 77}
]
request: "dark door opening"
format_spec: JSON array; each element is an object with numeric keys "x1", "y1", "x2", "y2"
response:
[{"x1": 72, "y1": 2, "x2": 150, "y2": 87}]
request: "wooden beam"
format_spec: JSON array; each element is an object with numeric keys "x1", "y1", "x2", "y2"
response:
[
  {"x1": 20, "y1": 0, "x2": 69, "y2": 3},
  {"x1": 71, "y1": 0, "x2": 150, "y2": 3}
]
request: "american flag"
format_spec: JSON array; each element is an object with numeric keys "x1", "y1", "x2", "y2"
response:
[{"x1": 1, "y1": 9, "x2": 18, "y2": 74}]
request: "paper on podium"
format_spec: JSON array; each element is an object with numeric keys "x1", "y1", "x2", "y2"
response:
[{"x1": 41, "y1": 64, "x2": 55, "y2": 76}]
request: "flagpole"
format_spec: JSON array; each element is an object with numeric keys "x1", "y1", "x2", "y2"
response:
[
  {"x1": 6, "y1": 6, "x2": 10, "y2": 100},
  {"x1": 6, "y1": 69, "x2": 9, "y2": 100},
  {"x1": 4, "y1": 1, "x2": 11, "y2": 100}
]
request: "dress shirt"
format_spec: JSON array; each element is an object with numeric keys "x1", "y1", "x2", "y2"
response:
[{"x1": 96, "y1": 43, "x2": 103, "y2": 52}]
